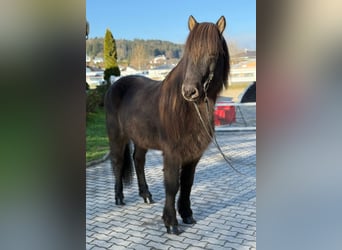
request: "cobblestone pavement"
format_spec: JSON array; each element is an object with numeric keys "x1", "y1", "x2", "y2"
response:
[{"x1": 86, "y1": 132, "x2": 256, "y2": 250}]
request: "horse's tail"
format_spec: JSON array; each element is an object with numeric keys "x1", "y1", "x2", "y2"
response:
[
  {"x1": 104, "y1": 83, "x2": 133, "y2": 186},
  {"x1": 122, "y1": 143, "x2": 133, "y2": 185}
]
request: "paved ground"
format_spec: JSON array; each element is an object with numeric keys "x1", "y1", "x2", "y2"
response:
[{"x1": 86, "y1": 131, "x2": 256, "y2": 250}]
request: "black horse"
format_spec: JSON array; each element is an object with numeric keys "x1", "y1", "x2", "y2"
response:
[{"x1": 104, "y1": 15, "x2": 230, "y2": 235}]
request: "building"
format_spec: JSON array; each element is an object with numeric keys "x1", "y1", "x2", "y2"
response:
[
  {"x1": 231, "y1": 49, "x2": 256, "y2": 65},
  {"x1": 148, "y1": 64, "x2": 175, "y2": 80},
  {"x1": 93, "y1": 57, "x2": 104, "y2": 64},
  {"x1": 151, "y1": 55, "x2": 167, "y2": 64},
  {"x1": 229, "y1": 59, "x2": 256, "y2": 85}
]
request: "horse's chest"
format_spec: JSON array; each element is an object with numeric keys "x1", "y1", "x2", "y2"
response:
[{"x1": 175, "y1": 131, "x2": 211, "y2": 161}]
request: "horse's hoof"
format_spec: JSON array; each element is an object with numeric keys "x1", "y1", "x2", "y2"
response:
[
  {"x1": 166, "y1": 225, "x2": 182, "y2": 235},
  {"x1": 183, "y1": 216, "x2": 196, "y2": 224},
  {"x1": 115, "y1": 198, "x2": 125, "y2": 205},
  {"x1": 144, "y1": 197, "x2": 155, "y2": 204}
]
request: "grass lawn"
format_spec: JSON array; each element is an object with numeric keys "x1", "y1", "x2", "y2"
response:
[{"x1": 86, "y1": 107, "x2": 109, "y2": 162}]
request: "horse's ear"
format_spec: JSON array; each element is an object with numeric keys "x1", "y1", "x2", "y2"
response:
[
  {"x1": 216, "y1": 16, "x2": 226, "y2": 34},
  {"x1": 188, "y1": 15, "x2": 198, "y2": 31}
]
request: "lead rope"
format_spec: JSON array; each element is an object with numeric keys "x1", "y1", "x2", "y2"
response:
[{"x1": 193, "y1": 88, "x2": 247, "y2": 176}]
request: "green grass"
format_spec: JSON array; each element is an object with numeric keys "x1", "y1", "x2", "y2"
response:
[{"x1": 86, "y1": 108, "x2": 109, "y2": 162}]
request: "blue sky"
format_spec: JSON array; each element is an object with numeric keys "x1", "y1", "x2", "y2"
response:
[{"x1": 86, "y1": 0, "x2": 255, "y2": 49}]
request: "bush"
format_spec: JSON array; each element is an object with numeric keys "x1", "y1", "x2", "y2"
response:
[
  {"x1": 95, "y1": 82, "x2": 110, "y2": 107},
  {"x1": 86, "y1": 81, "x2": 112, "y2": 117},
  {"x1": 104, "y1": 67, "x2": 120, "y2": 82},
  {"x1": 86, "y1": 89, "x2": 101, "y2": 115}
]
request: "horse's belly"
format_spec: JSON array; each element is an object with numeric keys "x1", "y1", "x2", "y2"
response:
[
  {"x1": 123, "y1": 121, "x2": 161, "y2": 150},
  {"x1": 131, "y1": 134, "x2": 162, "y2": 150}
]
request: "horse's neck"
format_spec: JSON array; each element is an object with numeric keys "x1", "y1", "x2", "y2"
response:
[
  {"x1": 162, "y1": 59, "x2": 185, "y2": 87},
  {"x1": 159, "y1": 60, "x2": 185, "y2": 104}
]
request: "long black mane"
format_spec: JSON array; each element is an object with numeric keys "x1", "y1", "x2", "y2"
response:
[{"x1": 159, "y1": 21, "x2": 229, "y2": 156}]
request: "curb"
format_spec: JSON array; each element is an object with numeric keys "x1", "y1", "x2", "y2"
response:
[{"x1": 86, "y1": 151, "x2": 110, "y2": 168}]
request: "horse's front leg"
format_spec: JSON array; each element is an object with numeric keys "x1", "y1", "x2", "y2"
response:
[
  {"x1": 162, "y1": 155, "x2": 181, "y2": 235},
  {"x1": 178, "y1": 159, "x2": 200, "y2": 224},
  {"x1": 133, "y1": 145, "x2": 154, "y2": 204}
]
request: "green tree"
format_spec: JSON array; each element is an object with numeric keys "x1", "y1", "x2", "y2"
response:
[{"x1": 103, "y1": 29, "x2": 120, "y2": 82}]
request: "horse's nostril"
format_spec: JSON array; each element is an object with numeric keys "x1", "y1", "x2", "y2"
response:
[
  {"x1": 188, "y1": 88, "x2": 196, "y2": 97},
  {"x1": 191, "y1": 88, "x2": 199, "y2": 98},
  {"x1": 182, "y1": 85, "x2": 199, "y2": 100}
]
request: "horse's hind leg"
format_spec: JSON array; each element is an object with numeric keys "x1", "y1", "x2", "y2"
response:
[
  {"x1": 133, "y1": 145, "x2": 154, "y2": 204},
  {"x1": 109, "y1": 140, "x2": 132, "y2": 205},
  {"x1": 109, "y1": 145, "x2": 125, "y2": 205},
  {"x1": 177, "y1": 159, "x2": 200, "y2": 224}
]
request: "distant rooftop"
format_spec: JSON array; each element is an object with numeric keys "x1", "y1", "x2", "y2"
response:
[
  {"x1": 152, "y1": 64, "x2": 175, "y2": 70},
  {"x1": 233, "y1": 50, "x2": 256, "y2": 58}
]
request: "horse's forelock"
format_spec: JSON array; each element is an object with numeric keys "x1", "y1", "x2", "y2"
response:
[{"x1": 184, "y1": 23, "x2": 226, "y2": 64}]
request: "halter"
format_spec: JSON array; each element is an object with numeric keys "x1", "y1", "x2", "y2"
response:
[
  {"x1": 203, "y1": 71, "x2": 214, "y2": 94},
  {"x1": 193, "y1": 69, "x2": 247, "y2": 176},
  {"x1": 203, "y1": 61, "x2": 216, "y2": 96}
]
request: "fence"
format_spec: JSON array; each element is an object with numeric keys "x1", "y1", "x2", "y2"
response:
[{"x1": 215, "y1": 102, "x2": 256, "y2": 132}]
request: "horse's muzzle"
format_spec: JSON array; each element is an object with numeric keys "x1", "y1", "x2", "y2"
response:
[{"x1": 182, "y1": 85, "x2": 200, "y2": 101}]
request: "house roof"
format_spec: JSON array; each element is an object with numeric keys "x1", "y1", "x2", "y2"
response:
[{"x1": 233, "y1": 50, "x2": 256, "y2": 58}]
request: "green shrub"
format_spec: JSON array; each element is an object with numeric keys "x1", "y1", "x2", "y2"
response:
[
  {"x1": 104, "y1": 67, "x2": 120, "y2": 82},
  {"x1": 86, "y1": 89, "x2": 101, "y2": 115},
  {"x1": 95, "y1": 82, "x2": 110, "y2": 107}
]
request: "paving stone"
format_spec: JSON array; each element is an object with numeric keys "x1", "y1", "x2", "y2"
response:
[
  {"x1": 88, "y1": 246, "x2": 108, "y2": 250},
  {"x1": 180, "y1": 231, "x2": 202, "y2": 240},
  {"x1": 165, "y1": 239, "x2": 190, "y2": 249},
  {"x1": 128, "y1": 243, "x2": 151, "y2": 250},
  {"x1": 186, "y1": 246, "x2": 208, "y2": 250},
  {"x1": 108, "y1": 237, "x2": 132, "y2": 247},
  {"x1": 93, "y1": 233, "x2": 112, "y2": 241},
  {"x1": 107, "y1": 231, "x2": 130, "y2": 240},
  {"x1": 147, "y1": 240, "x2": 170, "y2": 250},
  {"x1": 230, "y1": 226, "x2": 255, "y2": 236},
  {"x1": 224, "y1": 242, "x2": 251, "y2": 250},
  {"x1": 86, "y1": 236, "x2": 94, "y2": 244},
  {"x1": 182, "y1": 238, "x2": 207, "y2": 248},
  {"x1": 206, "y1": 243, "x2": 232, "y2": 250},
  {"x1": 215, "y1": 229, "x2": 238, "y2": 237},
  {"x1": 126, "y1": 236, "x2": 149, "y2": 245},
  {"x1": 202, "y1": 236, "x2": 227, "y2": 246},
  {"x1": 92, "y1": 239, "x2": 113, "y2": 249},
  {"x1": 86, "y1": 132, "x2": 256, "y2": 250},
  {"x1": 236, "y1": 233, "x2": 256, "y2": 242},
  {"x1": 242, "y1": 239, "x2": 256, "y2": 248},
  {"x1": 143, "y1": 229, "x2": 165, "y2": 237}
]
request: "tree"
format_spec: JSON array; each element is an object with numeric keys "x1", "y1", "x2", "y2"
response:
[
  {"x1": 103, "y1": 29, "x2": 120, "y2": 82},
  {"x1": 226, "y1": 39, "x2": 244, "y2": 56},
  {"x1": 130, "y1": 43, "x2": 147, "y2": 70}
]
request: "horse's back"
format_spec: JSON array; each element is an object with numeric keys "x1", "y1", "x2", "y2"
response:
[
  {"x1": 107, "y1": 75, "x2": 158, "y2": 101},
  {"x1": 105, "y1": 75, "x2": 162, "y2": 150}
]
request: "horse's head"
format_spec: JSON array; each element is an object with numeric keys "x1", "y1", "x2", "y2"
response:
[{"x1": 181, "y1": 15, "x2": 229, "y2": 102}]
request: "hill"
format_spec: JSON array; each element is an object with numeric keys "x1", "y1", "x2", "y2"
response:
[{"x1": 86, "y1": 37, "x2": 184, "y2": 68}]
